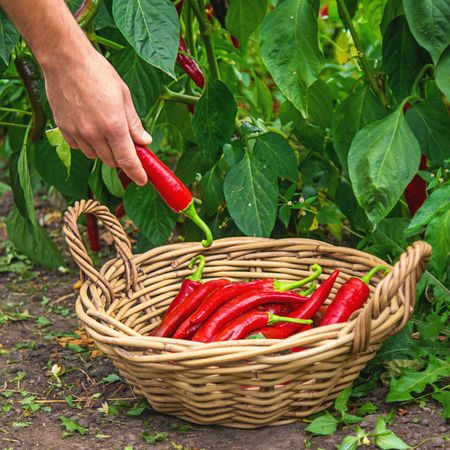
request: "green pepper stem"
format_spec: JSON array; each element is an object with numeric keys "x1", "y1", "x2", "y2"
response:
[
  {"x1": 181, "y1": 200, "x2": 213, "y2": 247},
  {"x1": 186, "y1": 255, "x2": 206, "y2": 281},
  {"x1": 274, "y1": 264, "x2": 322, "y2": 292},
  {"x1": 360, "y1": 265, "x2": 390, "y2": 285},
  {"x1": 298, "y1": 283, "x2": 316, "y2": 297},
  {"x1": 267, "y1": 313, "x2": 313, "y2": 326},
  {"x1": 248, "y1": 333, "x2": 265, "y2": 339}
]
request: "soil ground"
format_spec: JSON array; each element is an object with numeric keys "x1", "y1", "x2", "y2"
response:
[{"x1": 0, "y1": 193, "x2": 448, "y2": 450}]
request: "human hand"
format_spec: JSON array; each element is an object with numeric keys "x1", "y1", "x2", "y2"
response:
[{"x1": 42, "y1": 44, "x2": 150, "y2": 186}]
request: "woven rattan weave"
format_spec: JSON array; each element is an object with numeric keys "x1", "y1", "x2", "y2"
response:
[{"x1": 63, "y1": 199, "x2": 431, "y2": 428}]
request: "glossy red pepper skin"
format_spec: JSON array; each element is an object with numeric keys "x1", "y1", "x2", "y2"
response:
[
  {"x1": 192, "y1": 291, "x2": 309, "y2": 343},
  {"x1": 153, "y1": 279, "x2": 230, "y2": 337},
  {"x1": 165, "y1": 280, "x2": 200, "y2": 317},
  {"x1": 404, "y1": 154, "x2": 427, "y2": 217},
  {"x1": 319, "y1": 266, "x2": 389, "y2": 326},
  {"x1": 114, "y1": 202, "x2": 125, "y2": 219},
  {"x1": 251, "y1": 271, "x2": 339, "y2": 339},
  {"x1": 257, "y1": 303, "x2": 293, "y2": 316},
  {"x1": 14, "y1": 56, "x2": 46, "y2": 142},
  {"x1": 213, "y1": 306, "x2": 311, "y2": 341},
  {"x1": 85, "y1": 213, "x2": 100, "y2": 252},
  {"x1": 177, "y1": 37, "x2": 205, "y2": 88},
  {"x1": 135, "y1": 145, "x2": 192, "y2": 212}
]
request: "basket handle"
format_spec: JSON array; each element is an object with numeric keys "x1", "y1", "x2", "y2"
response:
[
  {"x1": 63, "y1": 199, "x2": 137, "y2": 302},
  {"x1": 352, "y1": 240, "x2": 432, "y2": 354}
]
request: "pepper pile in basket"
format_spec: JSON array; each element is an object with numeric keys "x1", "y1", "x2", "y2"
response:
[{"x1": 150, "y1": 256, "x2": 389, "y2": 343}]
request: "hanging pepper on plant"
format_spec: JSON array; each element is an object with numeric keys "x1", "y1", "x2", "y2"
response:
[
  {"x1": 14, "y1": 56, "x2": 47, "y2": 141},
  {"x1": 135, "y1": 144, "x2": 213, "y2": 247},
  {"x1": 177, "y1": 37, "x2": 205, "y2": 89},
  {"x1": 73, "y1": 0, "x2": 101, "y2": 29}
]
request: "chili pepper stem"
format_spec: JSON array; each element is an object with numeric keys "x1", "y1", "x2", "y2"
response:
[
  {"x1": 186, "y1": 255, "x2": 206, "y2": 281},
  {"x1": 360, "y1": 265, "x2": 390, "y2": 285},
  {"x1": 181, "y1": 200, "x2": 213, "y2": 247},
  {"x1": 267, "y1": 313, "x2": 313, "y2": 326},
  {"x1": 248, "y1": 333, "x2": 265, "y2": 339},
  {"x1": 274, "y1": 264, "x2": 322, "y2": 291},
  {"x1": 298, "y1": 283, "x2": 316, "y2": 297}
]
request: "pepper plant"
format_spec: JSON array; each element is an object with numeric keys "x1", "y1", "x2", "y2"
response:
[{"x1": 0, "y1": 1, "x2": 449, "y2": 284}]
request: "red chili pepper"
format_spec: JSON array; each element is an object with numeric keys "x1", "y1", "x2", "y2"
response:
[
  {"x1": 404, "y1": 155, "x2": 428, "y2": 217},
  {"x1": 14, "y1": 56, "x2": 46, "y2": 142},
  {"x1": 192, "y1": 291, "x2": 314, "y2": 343},
  {"x1": 85, "y1": 213, "x2": 100, "y2": 252},
  {"x1": 73, "y1": 0, "x2": 101, "y2": 29},
  {"x1": 213, "y1": 310, "x2": 312, "y2": 341},
  {"x1": 165, "y1": 255, "x2": 205, "y2": 316},
  {"x1": 319, "y1": 5, "x2": 329, "y2": 19},
  {"x1": 248, "y1": 270, "x2": 340, "y2": 339},
  {"x1": 152, "y1": 278, "x2": 230, "y2": 337},
  {"x1": 173, "y1": 265, "x2": 321, "y2": 340},
  {"x1": 175, "y1": 0, "x2": 183, "y2": 15},
  {"x1": 135, "y1": 145, "x2": 213, "y2": 247},
  {"x1": 114, "y1": 202, "x2": 125, "y2": 219},
  {"x1": 117, "y1": 169, "x2": 133, "y2": 189},
  {"x1": 177, "y1": 37, "x2": 205, "y2": 89},
  {"x1": 256, "y1": 303, "x2": 293, "y2": 315},
  {"x1": 319, "y1": 266, "x2": 389, "y2": 326}
]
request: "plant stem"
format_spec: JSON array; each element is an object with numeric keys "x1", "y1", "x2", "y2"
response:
[
  {"x1": 411, "y1": 63, "x2": 435, "y2": 98},
  {"x1": 90, "y1": 34, "x2": 125, "y2": 51},
  {"x1": 0, "y1": 121, "x2": 28, "y2": 128},
  {"x1": 336, "y1": 0, "x2": 388, "y2": 108},
  {"x1": 188, "y1": 0, "x2": 220, "y2": 79},
  {"x1": 0, "y1": 107, "x2": 32, "y2": 116},
  {"x1": 186, "y1": 3, "x2": 197, "y2": 60},
  {"x1": 160, "y1": 87, "x2": 199, "y2": 105}
]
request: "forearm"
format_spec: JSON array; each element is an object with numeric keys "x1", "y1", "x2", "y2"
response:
[{"x1": 0, "y1": 0, "x2": 92, "y2": 70}]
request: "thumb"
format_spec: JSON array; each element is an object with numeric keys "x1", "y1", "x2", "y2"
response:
[{"x1": 124, "y1": 94, "x2": 152, "y2": 146}]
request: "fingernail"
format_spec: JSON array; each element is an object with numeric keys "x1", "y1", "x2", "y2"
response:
[{"x1": 143, "y1": 131, "x2": 152, "y2": 143}]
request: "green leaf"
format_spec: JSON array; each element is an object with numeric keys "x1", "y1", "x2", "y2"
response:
[
  {"x1": 382, "y1": 16, "x2": 430, "y2": 100},
  {"x1": 101, "y1": 374, "x2": 122, "y2": 383},
  {"x1": 337, "y1": 0, "x2": 359, "y2": 21},
  {"x1": 436, "y1": 45, "x2": 450, "y2": 98},
  {"x1": 200, "y1": 165, "x2": 224, "y2": 216},
  {"x1": 9, "y1": 149, "x2": 28, "y2": 220},
  {"x1": 0, "y1": 10, "x2": 19, "y2": 64},
  {"x1": 142, "y1": 431, "x2": 168, "y2": 443},
  {"x1": 432, "y1": 391, "x2": 450, "y2": 418},
  {"x1": 175, "y1": 147, "x2": 206, "y2": 186},
  {"x1": 59, "y1": 415, "x2": 88, "y2": 435},
  {"x1": 334, "y1": 386, "x2": 352, "y2": 415},
  {"x1": 380, "y1": 0, "x2": 404, "y2": 34},
  {"x1": 260, "y1": 0, "x2": 323, "y2": 115},
  {"x1": 405, "y1": 100, "x2": 450, "y2": 167},
  {"x1": 126, "y1": 404, "x2": 147, "y2": 416},
  {"x1": 124, "y1": 183, "x2": 177, "y2": 246},
  {"x1": 252, "y1": 132, "x2": 297, "y2": 181},
  {"x1": 46, "y1": 128, "x2": 71, "y2": 176},
  {"x1": 406, "y1": 186, "x2": 450, "y2": 235},
  {"x1": 224, "y1": 153, "x2": 279, "y2": 237},
  {"x1": 317, "y1": 205, "x2": 342, "y2": 225},
  {"x1": 34, "y1": 139, "x2": 91, "y2": 200},
  {"x1": 192, "y1": 78, "x2": 237, "y2": 164},
  {"x1": 425, "y1": 209, "x2": 450, "y2": 276},
  {"x1": 387, "y1": 357, "x2": 450, "y2": 402},
  {"x1": 112, "y1": 47, "x2": 164, "y2": 116},
  {"x1": 336, "y1": 435, "x2": 360, "y2": 450},
  {"x1": 403, "y1": 0, "x2": 450, "y2": 62},
  {"x1": 375, "y1": 417, "x2": 410, "y2": 449},
  {"x1": 254, "y1": 75, "x2": 273, "y2": 121},
  {"x1": 356, "y1": 401, "x2": 377, "y2": 416},
  {"x1": 112, "y1": 0, "x2": 179, "y2": 77},
  {"x1": 101, "y1": 165, "x2": 125, "y2": 198},
  {"x1": 332, "y1": 86, "x2": 386, "y2": 174},
  {"x1": 363, "y1": 0, "x2": 389, "y2": 36},
  {"x1": 225, "y1": 0, "x2": 268, "y2": 43},
  {"x1": 305, "y1": 412, "x2": 338, "y2": 435},
  {"x1": 348, "y1": 105, "x2": 421, "y2": 225},
  {"x1": 36, "y1": 316, "x2": 51, "y2": 327}
]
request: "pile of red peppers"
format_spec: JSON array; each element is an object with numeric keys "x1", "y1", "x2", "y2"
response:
[{"x1": 150, "y1": 256, "x2": 390, "y2": 344}]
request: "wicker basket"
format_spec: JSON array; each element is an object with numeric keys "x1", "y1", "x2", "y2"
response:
[{"x1": 63, "y1": 199, "x2": 431, "y2": 429}]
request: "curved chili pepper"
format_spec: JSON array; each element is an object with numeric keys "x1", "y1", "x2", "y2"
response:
[
  {"x1": 173, "y1": 265, "x2": 322, "y2": 340},
  {"x1": 213, "y1": 311, "x2": 312, "y2": 341},
  {"x1": 165, "y1": 255, "x2": 205, "y2": 316},
  {"x1": 177, "y1": 37, "x2": 205, "y2": 88},
  {"x1": 152, "y1": 278, "x2": 230, "y2": 337},
  {"x1": 73, "y1": 0, "x2": 101, "y2": 29},
  {"x1": 135, "y1": 145, "x2": 213, "y2": 247},
  {"x1": 319, "y1": 266, "x2": 389, "y2": 326},
  {"x1": 248, "y1": 270, "x2": 340, "y2": 339},
  {"x1": 256, "y1": 302, "x2": 294, "y2": 316},
  {"x1": 192, "y1": 291, "x2": 314, "y2": 343},
  {"x1": 14, "y1": 56, "x2": 46, "y2": 142},
  {"x1": 85, "y1": 213, "x2": 100, "y2": 252}
]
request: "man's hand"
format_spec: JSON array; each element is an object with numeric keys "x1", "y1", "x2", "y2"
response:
[{"x1": 0, "y1": 0, "x2": 149, "y2": 186}]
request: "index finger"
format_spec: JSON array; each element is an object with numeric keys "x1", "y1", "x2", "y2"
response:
[{"x1": 107, "y1": 128, "x2": 148, "y2": 186}]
